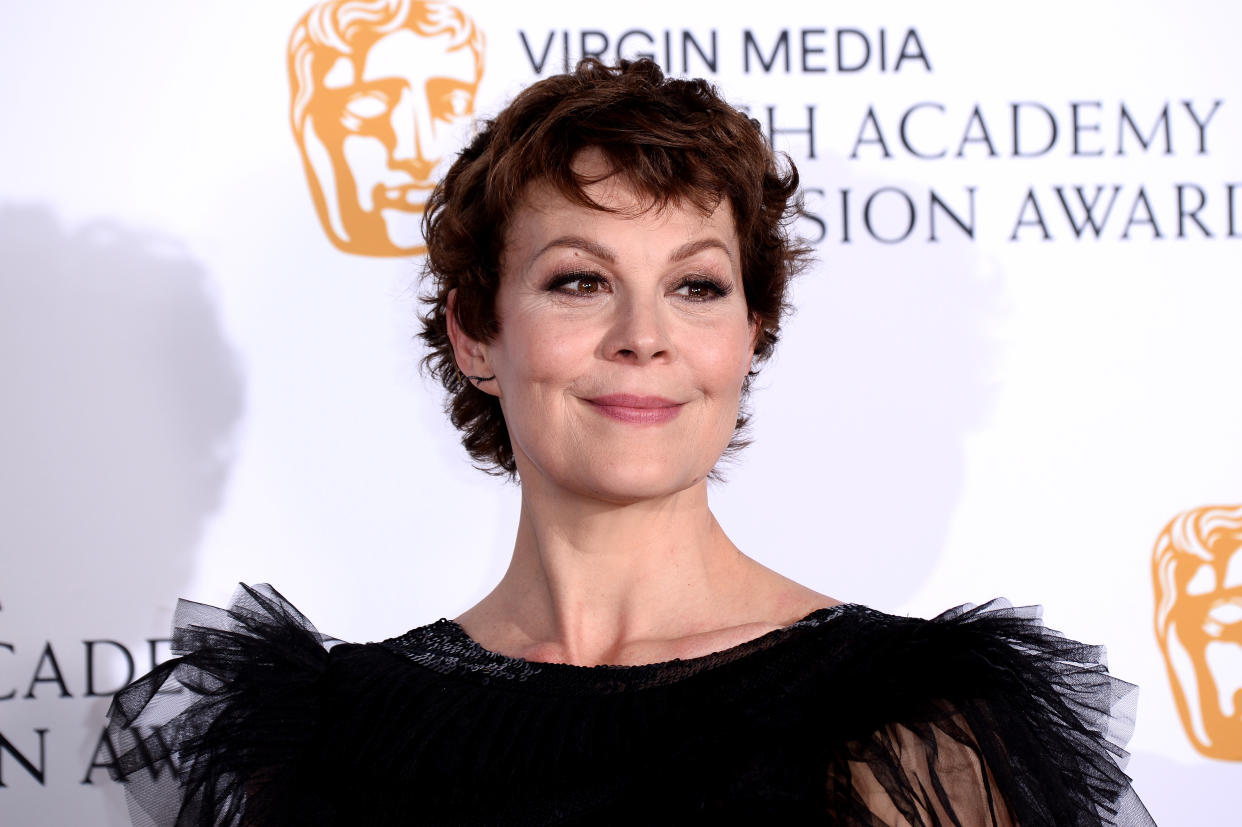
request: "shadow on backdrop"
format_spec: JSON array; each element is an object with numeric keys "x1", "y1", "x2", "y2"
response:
[
  {"x1": 0, "y1": 204, "x2": 244, "y2": 823},
  {"x1": 735, "y1": 156, "x2": 1001, "y2": 607}
]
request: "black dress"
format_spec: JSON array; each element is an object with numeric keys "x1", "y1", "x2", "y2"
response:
[{"x1": 107, "y1": 584, "x2": 1154, "y2": 826}]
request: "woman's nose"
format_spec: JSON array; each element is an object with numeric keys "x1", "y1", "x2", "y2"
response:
[{"x1": 602, "y1": 293, "x2": 676, "y2": 364}]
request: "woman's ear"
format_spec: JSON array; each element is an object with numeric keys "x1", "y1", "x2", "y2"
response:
[{"x1": 446, "y1": 289, "x2": 501, "y2": 398}]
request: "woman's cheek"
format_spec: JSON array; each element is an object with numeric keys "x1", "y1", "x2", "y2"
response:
[
  {"x1": 705, "y1": 332, "x2": 755, "y2": 391},
  {"x1": 527, "y1": 323, "x2": 596, "y2": 381}
]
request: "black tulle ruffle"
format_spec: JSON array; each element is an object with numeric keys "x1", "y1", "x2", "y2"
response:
[{"x1": 107, "y1": 584, "x2": 1153, "y2": 826}]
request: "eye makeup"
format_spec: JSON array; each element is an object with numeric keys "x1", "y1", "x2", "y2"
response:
[
  {"x1": 545, "y1": 270, "x2": 607, "y2": 296},
  {"x1": 671, "y1": 276, "x2": 734, "y2": 301},
  {"x1": 542, "y1": 270, "x2": 735, "y2": 302}
]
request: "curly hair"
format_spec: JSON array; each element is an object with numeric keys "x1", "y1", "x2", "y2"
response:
[{"x1": 420, "y1": 58, "x2": 809, "y2": 477}]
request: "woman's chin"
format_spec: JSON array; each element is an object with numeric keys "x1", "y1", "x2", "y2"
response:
[
  {"x1": 587, "y1": 461, "x2": 716, "y2": 503},
  {"x1": 512, "y1": 438, "x2": 723, "y2": 505},
  {"x1": 530, "y1": 462, "x2": 708, "y2": 505}
]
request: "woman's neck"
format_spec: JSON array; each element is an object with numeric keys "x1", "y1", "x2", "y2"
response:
[{"x1": 455, "y1": 476, "x2": 830, "y2": 667}]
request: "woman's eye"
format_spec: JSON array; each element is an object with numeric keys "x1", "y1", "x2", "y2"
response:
[
  {"x1": 674, "y1": 279, "x2": 730, "y2": 301},
  {"x1": 549, "y1": 273, "x2": 605, "y2": 295}
]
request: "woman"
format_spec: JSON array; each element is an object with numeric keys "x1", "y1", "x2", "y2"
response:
[{"x1": 108, "y1": 60, "x2": 1153, "y2": 825}]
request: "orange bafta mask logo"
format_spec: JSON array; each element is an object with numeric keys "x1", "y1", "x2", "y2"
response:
[
  {"x1": 1153, "y1": 503, "x2": 1242, "y2": 760},
  {"x1": 288, "y1": 0, "x2": 485, "y2": 257}
]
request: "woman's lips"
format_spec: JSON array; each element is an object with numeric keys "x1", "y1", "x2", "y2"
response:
[{"x1": 584, "y1": 394, "x2": 684, "y2": 424}]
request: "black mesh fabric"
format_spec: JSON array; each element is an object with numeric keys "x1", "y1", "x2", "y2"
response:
[{"x1": 107, "y1": 584, "x2": 1154, "y2": 826}]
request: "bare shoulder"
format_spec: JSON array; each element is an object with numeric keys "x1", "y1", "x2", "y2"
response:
[
  {"x1": 659, "y1": 571, "x2": 841, "y2": 662},
  {"x1": 740, "y1": 554, "x2": 843, "y2": 623}
]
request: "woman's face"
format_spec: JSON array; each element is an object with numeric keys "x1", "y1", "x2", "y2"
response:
[{"x1": 471, "y1": 153, "x2": 757, "y2": 503}]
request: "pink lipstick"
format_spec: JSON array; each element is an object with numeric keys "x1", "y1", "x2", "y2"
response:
[{"x1": 584, "y1": 394, "x2": 684, "y2": 424}]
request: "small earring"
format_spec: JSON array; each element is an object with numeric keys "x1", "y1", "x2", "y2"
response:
[{"x1": 453, "y1": 361, "x2": 495, "y2": 385}]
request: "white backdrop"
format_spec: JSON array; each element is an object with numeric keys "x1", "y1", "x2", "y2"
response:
[{"x1": 2, "y1": 2, "x2": 1239, "y2": 824}]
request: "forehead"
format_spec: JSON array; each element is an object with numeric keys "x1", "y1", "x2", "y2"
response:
[{"x1": 503, "y1": 175, "x2": 739, "y2": 272}]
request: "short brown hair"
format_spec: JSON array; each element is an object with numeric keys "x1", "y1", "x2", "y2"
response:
[{"x1": 420, "y1": 58, "x2": 808, "y2": 477}]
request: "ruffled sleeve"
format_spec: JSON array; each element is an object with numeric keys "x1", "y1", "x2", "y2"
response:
[
  {"x1": 820, "y1": 601, "x2": 1153, "y2": 827},
  {"x1": 106, "y1": 584, "x2": 338, "y2": 827}
]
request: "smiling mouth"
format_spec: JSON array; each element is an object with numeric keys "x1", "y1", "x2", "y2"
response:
[{"x1": 584, "y1": 394, "x2": 684, "y2": 425}]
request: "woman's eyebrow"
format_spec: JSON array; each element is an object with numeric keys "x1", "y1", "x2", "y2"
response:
[
  {"x1": 531, "y1": 236, "x2": 616, "y2": 265},
  {"x1": 668, "y1": 238, "x2": 734, "y2": 265},
  {"x1": 528, "y1": 236, "x2": 735, "y2": 270}
]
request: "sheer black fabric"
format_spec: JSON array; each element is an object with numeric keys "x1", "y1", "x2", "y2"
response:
[{"x1": 107, "y1": 584, "x2": 1154, "y2": 826}]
